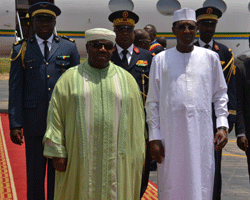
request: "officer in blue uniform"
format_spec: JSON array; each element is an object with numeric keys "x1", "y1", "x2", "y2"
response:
[
  {"x1": 9, "y1": 2, "x2": 80, "y2": 200},
  {"x1": 108, "y1": 10, "x2": 152, "y2": 198},
  {"x1": 195, "y1": 6, "x2": 237, "y2": 200}
]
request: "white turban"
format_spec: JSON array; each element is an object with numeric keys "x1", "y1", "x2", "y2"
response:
[
  {"x1": 85, "y1": 28, "x2": 116, "y2": 44},
  {"x1": 173, "y1": 8, "x2": 196, "y2": 23}
]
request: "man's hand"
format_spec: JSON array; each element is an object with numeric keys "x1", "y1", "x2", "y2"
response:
[
  {"x1": 214, "y1": 129, "x2": 228, "y2": 151},
  {"x1": 237, "y1": 136, "x2": 248, "y2": 152},
  {"x1": 10, "y1": 127, "x2": 23, "y2": 145},
  {"x1": 149, "y1": 140, "x2": 165, "y2": 164},
  {"x1": 53, "y1": 157, "x2": 68, "y2": 172}
]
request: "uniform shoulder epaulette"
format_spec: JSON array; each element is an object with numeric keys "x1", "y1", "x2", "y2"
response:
[
  {"x1": 13, "y1": 39, "x2": 26, "y2": 46},
  {"x1": 62, "y1": 36, "x2": 75, "y2": 43}
]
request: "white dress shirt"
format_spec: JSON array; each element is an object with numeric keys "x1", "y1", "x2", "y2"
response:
[
  {"x1": 116, "y1": 44, "x2": 134, "y2": 65},
  {"x1": 199, "y1": 38, "x2": 213, "y2": 49},
  {"x1": 35, "y1": 34, "x2": 54, "y2": 56}
]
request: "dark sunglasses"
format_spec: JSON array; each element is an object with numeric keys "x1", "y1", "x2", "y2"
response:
[
  {"x1": 89, "y1": 41, "x2": 114, "y2": 50},
  {"x1": 176, "y1": 25, "x2": 197, "y2": 31}
]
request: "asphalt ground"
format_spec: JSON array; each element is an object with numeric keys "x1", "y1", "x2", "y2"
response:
[
  {"x1": 1, "y1": 79, "x2": 250, "y2": 199},
  {"x1": 0, "y1": 80, "x2": 8, "y2": 113}
]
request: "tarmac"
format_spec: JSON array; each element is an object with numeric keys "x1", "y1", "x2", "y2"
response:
[{"x1": 1, "y1": 79, "x2": 250, "y2": 199}]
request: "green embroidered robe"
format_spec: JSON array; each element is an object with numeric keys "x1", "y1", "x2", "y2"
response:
[{"x1": 43, "y1": 60, "x2": 146, "y2": 200}]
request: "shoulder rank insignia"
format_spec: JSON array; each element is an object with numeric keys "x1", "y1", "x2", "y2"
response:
[
  {"x1": 152, "y1": 52, "x2": 156, "y2": 57},
  {"x1": 133, "y1": 46, "x2": 140, "y2": 54},
  {"x1": 214, "y1": 44, "x2": 219, "y2": 51},
  {"x1": 62, "y1": 36, "x2": 75, "y2": 43},
  {"x1": 136, "y1": 60, "x2": 148, "y2": 66},
  {"x1": 13, "y1": 39, "x2": 25, "y2": 46}
]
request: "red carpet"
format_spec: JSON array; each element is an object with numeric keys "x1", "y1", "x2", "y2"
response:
[
  {"x1": 0, "y1": 113, "x2": 26, "y2": 200},
  {"x1": 0, "y1": 113, "x2": 158, "y2": 200}
]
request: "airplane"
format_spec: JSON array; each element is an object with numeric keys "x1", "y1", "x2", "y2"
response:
[{"x1": 1, "y1": 0, "x2": 250, "y2": 58}]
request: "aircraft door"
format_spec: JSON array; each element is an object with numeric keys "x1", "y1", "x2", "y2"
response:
[
  {"x1": 0, "y1": 0, "x2": 15, "y2": 33},
  {"x1": 0, "y1": 0, "x2": 15, "y2": 56}
]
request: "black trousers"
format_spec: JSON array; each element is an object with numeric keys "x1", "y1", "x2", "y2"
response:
[
  {"x1": 25, "y1": 136, "x2": 55, "y2": 200},
  {"x1": 140, "y1": 143, "x2": 151, "y2": 198},
  {"x1": 213, "y1": 149, "x2": 222, "y2": 200}
]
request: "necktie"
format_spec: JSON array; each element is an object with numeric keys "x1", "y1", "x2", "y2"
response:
[
  {"x1": 121, "y1": 49, "x2": 128, "y2": 68},
  {"x1": 204, "y1": 44, "x2": 210, "y2": 49},
  {"x1": 43, "y1": 41, "x2": 49, "y2": 61}
]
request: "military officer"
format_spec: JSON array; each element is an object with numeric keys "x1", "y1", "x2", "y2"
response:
[
  {"x1": 195, "y1": 6, "x2": 237, "y2": 200},
  {"x1": 9, "y1": 2, "x2": 80, "y2": 200},
  {"x1": 157, "y1": 36, "x2": 167, "y2": 49},
  {"x1": 144, "y1": 24, "x2": 164, "y2": 56},
  {"x1": 134, "y1": 29, "x2": 151, "y2": 50},
  {"x1": 108, "y1": 10, "x2": 152, "y2": 198}
]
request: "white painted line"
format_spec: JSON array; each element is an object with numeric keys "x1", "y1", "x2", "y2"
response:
[{"x1": 0, "y1": 115, "x2": 18, "y2": 200}]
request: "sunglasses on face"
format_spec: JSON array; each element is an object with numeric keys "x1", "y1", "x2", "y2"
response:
[
  {"x1": 175, "y1": 25, "x2": 197, "y2": 31},
  {"x1": 89, "y1": 41, "x2": 114, "y2": 50}
]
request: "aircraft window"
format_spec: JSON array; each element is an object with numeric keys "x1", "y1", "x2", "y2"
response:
[
  {"x1": 156, "y1": 0, "x2": 181, "y2": 16},
  {"x1": 203, "y1": 0, "x2": 227, "y2": 13},
  {"x1": 109, "y1": 0, "x2": 134, "y2": 12}
]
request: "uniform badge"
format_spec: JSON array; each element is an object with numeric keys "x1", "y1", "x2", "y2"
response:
[
  {"x1": 136, "y1": 60, "x2": 148, "y2": 66},
  {"x1": 229, "y1": 110, "x2": 236, "y2": 115},
  {"x1": 57, "y1": 55, "x2": 70, "y2": 59},
  {"x1": 214, "y1": 44, "x2": 219, "y2": 51},
  {"x1": 133, "y1": 46, "x2": 140, "y2": 54},
  {"x1": 122, "y1": 11, "x2": 129, "y2": 18},
  {"x1": 112, "y1": 46, "x2": 117, "y2": 53},
  {"x1": 206, "y1": 8, "x2": 213, "y2": 14},
  {"x1": 41, "y1": 4, "x2": 48, "y2": 7},
  {"x1": 220, "y1": 61, "x2": 225, "y2": 65}
]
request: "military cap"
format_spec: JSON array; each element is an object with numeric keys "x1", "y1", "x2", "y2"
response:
[
  {"x1": 109, "y1": 10, "x2": 139, "y2": 27},
  {"x1": 196, "y1": 6, "x2": 222, "y2": 23},
  {"x1": 28, "y1": 2, "x2": 61, "y2": 18}
]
